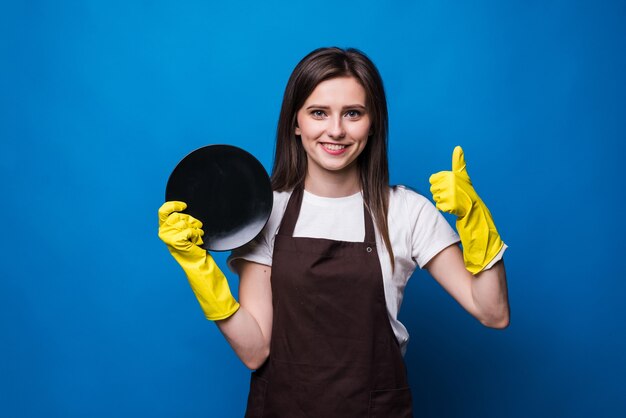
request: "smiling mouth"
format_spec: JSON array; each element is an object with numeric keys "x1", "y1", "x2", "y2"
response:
[{"x1": 321, "y1": 143, "x2": 348, "y2": 151}]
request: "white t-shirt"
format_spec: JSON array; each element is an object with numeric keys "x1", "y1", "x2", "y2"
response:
[{"x1": 228, "y1": 185, "x2": 461, "y2": 355}]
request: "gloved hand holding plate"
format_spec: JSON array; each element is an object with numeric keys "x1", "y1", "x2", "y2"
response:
[{"x1": 165, "y1": 145, "x2": 273, "y2": 251}]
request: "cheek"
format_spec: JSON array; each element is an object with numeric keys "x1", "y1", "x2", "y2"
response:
[
  {"x1": 351, "y1": 123, "x2": 372, "y2": 141},
  {"x1": 298, "y1": 120, "x2": 323, "y2": 139}
]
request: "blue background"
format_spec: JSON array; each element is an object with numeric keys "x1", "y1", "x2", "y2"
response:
[{"x1": 2, "y1": 1, "x2": 625, "y2": 417}]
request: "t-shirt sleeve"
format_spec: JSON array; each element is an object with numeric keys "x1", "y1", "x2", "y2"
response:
[
  {"x1": 226, "y1": 191, "x2": 288, "y2": 273},
  {"x1": 403, "y1": 188, "x2": 460, "y2": 268},
  {"x1": 227, "y1": 227, "x2": 274, "y2": 272}
]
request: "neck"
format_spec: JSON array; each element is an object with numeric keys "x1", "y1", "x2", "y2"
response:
[{"x1": 304, "y1": 164, "x2": 361, "y2": 197}]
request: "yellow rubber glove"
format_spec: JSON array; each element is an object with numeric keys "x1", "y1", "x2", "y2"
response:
[
  {"x1": 429, "y1": 146, "x2": 504, "y2": 274},
  {"x1": 158, "y1": 201, "x2": 240, "y2": 320}
]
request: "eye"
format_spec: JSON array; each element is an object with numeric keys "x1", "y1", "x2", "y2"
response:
[
  {"x1": 345, "y1": 110, "x2": 362, "y2": 119},
  {"x1": 311, "y1": 110, "x2": 326, "y2": 119}
]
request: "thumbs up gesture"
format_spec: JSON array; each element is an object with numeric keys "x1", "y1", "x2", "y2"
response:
[
  {"x1": 429, "y1": 146, "x2": 504, "y2": 274},
  {"x1": 429, "y1": 146, "x2": 475, "y2": 217}
]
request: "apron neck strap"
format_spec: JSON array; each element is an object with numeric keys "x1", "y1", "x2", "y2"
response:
[{"x1": 277, "y1": 186, "x2": 304, "y2": 237}]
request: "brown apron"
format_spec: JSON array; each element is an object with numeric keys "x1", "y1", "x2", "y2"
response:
[{"x1": 245, "y1": 187, "x2": 413, "y2": 417}]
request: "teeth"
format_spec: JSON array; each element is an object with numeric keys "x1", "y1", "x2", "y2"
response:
[{"x1": 323, "y1": 143, "x2": 346, "y2": 151}]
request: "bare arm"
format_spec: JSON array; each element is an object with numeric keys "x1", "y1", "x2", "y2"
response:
[
  {"x1": 215, "y1": 260, "x2": 273, "y2": 370},
  {"x1": 425, "y1": 244, "x2": 510, "y2": 328}
]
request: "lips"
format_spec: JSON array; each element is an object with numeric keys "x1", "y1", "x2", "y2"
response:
[{"x1": 319, "y1": 142, "x2": 349, "y2": 155}]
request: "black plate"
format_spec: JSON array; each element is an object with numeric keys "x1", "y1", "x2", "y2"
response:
[{"x1": 165, "y1": 145, "x2": 273, "y2": 251}]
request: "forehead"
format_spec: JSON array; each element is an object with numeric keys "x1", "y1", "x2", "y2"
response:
[{"x1": 303, "y1": 77, "x2": 367, "y2": 105}]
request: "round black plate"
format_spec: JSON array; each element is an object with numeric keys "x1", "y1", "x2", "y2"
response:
[{"x1": 165, "y1": 145, "x2": 273, "y2": 251}]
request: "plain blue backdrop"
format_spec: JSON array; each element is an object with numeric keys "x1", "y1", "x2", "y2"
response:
[{"x1": 2, "y1": 1, "x2": 625, "y2": 417}]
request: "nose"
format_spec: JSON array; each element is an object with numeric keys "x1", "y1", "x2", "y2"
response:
[{"x1": 326, "y1": 116, "x2": 346, "y2": 139}]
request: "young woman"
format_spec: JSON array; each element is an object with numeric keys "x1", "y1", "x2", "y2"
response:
[{"x1": 158, "y1": 47, "x2": 509, "y2": 417}]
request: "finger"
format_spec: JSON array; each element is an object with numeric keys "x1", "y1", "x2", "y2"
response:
[
  {"x1": 430, "y1": 184, "x2": 442, "y2": 197},
  {"x1": 451, "y1": 146, "x2": 467, "y2": 174},
  {"x1": 435, "y1": 196, "x2": 454, "y2": 213},
  {"x1": 429, "y1": 171, "x2": 447, "y2": 185},
  {"x1": 164, "y1": 212, "x2": 201, "y2": 230},
  {"x1": 186, "y1": 226, "x2": 204, "y2": 246},
  {"x1": 158, "y1": 201, "x2": 187, "y2": 225},
  {"x1": 177, "y1": 213, "x2": 203, "y2": 229},
  {"x1": 187, "y1": 227, "x2": 204, "y2": 244},
  {"x1": 436, "y1": 202, "x2": 453, "y2": 213},
  {"x1": 195, "y1": 235, "x2": 204, "y2": 246},
  {"x1": 171, "y1": 218, "x2": 191, "y2": 230},
  {"x1": 429, "y1": 171, "x2": 453, "y2": 190}
]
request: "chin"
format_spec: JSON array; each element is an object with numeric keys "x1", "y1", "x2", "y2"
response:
[{"x1": 321, "y1": 159, "x2": 358, "y2": 173}]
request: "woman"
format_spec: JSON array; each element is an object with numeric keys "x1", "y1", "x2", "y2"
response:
[{"x1": 158, "y1": 47, "x2": 509, "y2": 417}]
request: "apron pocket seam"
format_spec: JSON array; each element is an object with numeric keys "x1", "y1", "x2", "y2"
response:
[{"x1": 368, "y1": 387, "x2": 413, "y2": 418}]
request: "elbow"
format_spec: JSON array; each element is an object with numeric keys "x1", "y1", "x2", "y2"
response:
[
  {"x1": 243, "y1": 346, "x2": 270, "y2": 371},
  {"x1": 483, "y1": 316, "x2": 510, "y2": 329},
  {"x1": 244, "y1": 356, "x2": 268, "y2": 371},
  {"x1": 479, "y1": 310, "x2": 510, "y2": 330}
]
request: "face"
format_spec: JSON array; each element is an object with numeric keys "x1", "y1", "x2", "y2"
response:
[{"x1": 295, "y1": 76, "x2": 371, "y2": 179}]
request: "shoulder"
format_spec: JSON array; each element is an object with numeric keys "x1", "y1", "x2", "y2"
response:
[
  {"x1": 269, "y1": 189, "x2": 292, "y2": 219},
  {"x1": 388, "y1": 185, "x2": 447, "y2": 241},
  {"x1": 271, "y1": 189, "x2": 292, "y2": 208},
  {"x1": 241, "y1": 189, "x2": 293, "y2": 244},
  {"x1": 226, "y1": 189, "x2": 293, "y2": 271},
  {"x1": 262, "y1": 189, "x2": 292, "y2": 236},
  {"x1": 388, "y1": 185, "x2": 433, "y2": 216}
]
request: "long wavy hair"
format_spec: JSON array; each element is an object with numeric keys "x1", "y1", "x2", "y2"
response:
[{"x1": 271, "y1": 47, "x2": 394, "y2": 267}]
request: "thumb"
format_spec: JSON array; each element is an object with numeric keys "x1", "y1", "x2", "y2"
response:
[{"x1": 452, "y1": 146, "x2": 467, "y2": 174}]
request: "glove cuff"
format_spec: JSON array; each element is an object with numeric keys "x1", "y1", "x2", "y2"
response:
[
  {"x1": 174, "y1": 251, "x2": 241, "y2": 321},
  {"x1": 204, "y1": 301, "x2": 241, "y2": 321}
]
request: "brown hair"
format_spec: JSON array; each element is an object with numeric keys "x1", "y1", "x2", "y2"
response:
[{"x1": 271, "y1": 47, "x2": 395, "y2": 267}]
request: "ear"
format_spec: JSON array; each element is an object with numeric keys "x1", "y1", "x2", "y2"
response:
[{"x1": 295, "y1": 126, "x2": 301, "y2": 135}]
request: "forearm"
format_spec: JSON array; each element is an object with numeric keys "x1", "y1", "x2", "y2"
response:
[
  {"x1": 214, "y1": 260, "x2": 273, "y2": 370},
  {"x1": 471, "y1": 260, "x2": 510, "y2": 328},
  {"x1": 216, "y1": 307, "x2": 271, "y2": 370},
  {"x1": 429, "y1": 146, "x2": 509, "y2": 327},
  {"x1": 158, "y1": 203, "x2": 272, "y2": 368}
]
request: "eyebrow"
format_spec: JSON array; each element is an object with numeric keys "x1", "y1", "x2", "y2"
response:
[{"x1": 305, "y1": 104, "x2": 367, "y2": 110}]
